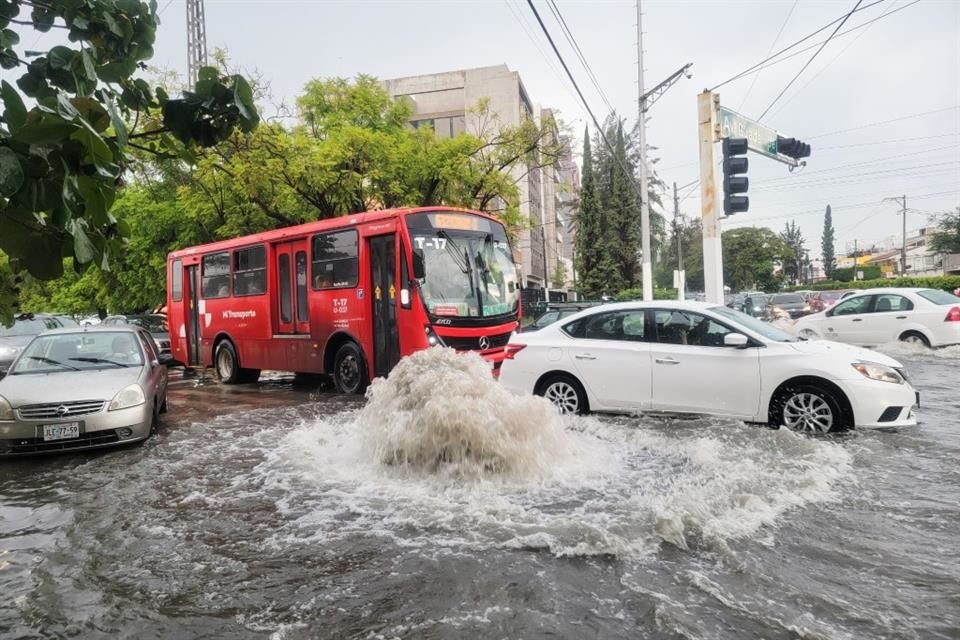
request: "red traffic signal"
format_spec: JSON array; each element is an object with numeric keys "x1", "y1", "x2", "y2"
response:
[{"x1": 722, "y1": 137, "x2": 749, "y2": 215}]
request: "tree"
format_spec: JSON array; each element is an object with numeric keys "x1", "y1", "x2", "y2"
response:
[
  {"x1": 550, "y1": 258, "x2": 567, "y2": 290},
  {"x1": 821, "y1": 205, "x2": 835, "y2": 279},
  {"x1": 780, "y1": 221, "x2": 806, "y2": 284},
  {"x1": 722, "y1": 227, "x2": 790, "y2": 291},
  {"x1": 929, "y1": 207, "x2": 960, "y2": 254},
  {"x1": 573, "y1": 127, "x2": 618, "y2": 297},
  {"x1": 0, "y1": 0, "x2": 259, "y2": 324}
]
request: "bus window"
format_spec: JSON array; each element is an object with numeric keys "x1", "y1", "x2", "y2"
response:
[
  {"x1": 311, "y1": 230, "x2": 358, "y2": 289},
  {"x1": 279, "y1": 254, "x2": 292, "y2": 323},
  {"x1": 202, "y1": 252, "x2": 231, "y2": 298},
  {"x1": 296, "y1": 251, "x2": 309, "y2": 322},
  {"x1": 233, "y1": 245, "x2": 267, "y2": 296},
  {"x1": 171, "y1": 259, "x2": 183, "y2": 302}
]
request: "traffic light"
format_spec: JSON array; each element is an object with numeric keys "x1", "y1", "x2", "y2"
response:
[
  {"x1": 777, "y1": 136, "x2": 811, "y2": 159},
  {"x1": 722, "y1": 137, "x2": 749, "y2": 215}
]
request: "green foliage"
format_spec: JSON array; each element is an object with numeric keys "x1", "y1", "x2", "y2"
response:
[
  {"x1": 614, "y1": 287, "x2": 678, "y2": 301},
  {"x1": 794, "y1": 275, "x2": 960, "y2": 293},
  {"x1": 780, "y1": 221, "x2": 806, "y2": 284},
  {"x1": 831, "y1": 265, "x2": 882, "y2": 282},
  {"x1": 656, "y1": 216, "x2": 703, "y2": 292},
  {"x1": 0, "y1": 0, "x2": 259, "y2": 324},
  {"x1": 929, "y1": 207, "x2": 960, "y2": 254},
  {"x1": 722, "y1": 227, "x2": 790, "y2": 292},
  {"x1": 574, "y1": 127, "x2": 619, "y2": 297},
  {"x1": 821, "y1": 205, "x2": 835, "y2": 279},
  {"x1": 550, "y1": 258, "x2": 567, "y2": 289}
]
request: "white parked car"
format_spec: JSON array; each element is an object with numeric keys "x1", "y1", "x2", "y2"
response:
[
  {"x1": 500, "y1": 301, "x2": 919, "y2": 432},
  {"x1": 793, "y1": 288, "x2": 960, "y2": 348}
]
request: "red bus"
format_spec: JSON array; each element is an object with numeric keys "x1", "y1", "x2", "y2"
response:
[{"x1": 166, "y1": 207, "x2": 521, "y2": 393}]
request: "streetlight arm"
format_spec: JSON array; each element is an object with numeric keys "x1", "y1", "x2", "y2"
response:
[{"x1": 640, "y1": 63, "x2": 694, "y2": 111}]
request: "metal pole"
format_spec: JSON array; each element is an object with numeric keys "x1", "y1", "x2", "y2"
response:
[
  {"x1": 673, "y1": 181, "x2": 685, "y2": 301},
  {"x1": 698, "y1": 91, "x2": 723, "y2": 304},
  {"x1": 901, "y1": 194, "x2": 907, "y2": 276},
  {"x1": 636, "y1": 0, "x2": 652, "y2": 301},
  {"x1": 542, "y1": 227, "x2": 550, "y2": 304},
  {"x1": 853, "y1": 239, "x2": 858, "y2": 280}
]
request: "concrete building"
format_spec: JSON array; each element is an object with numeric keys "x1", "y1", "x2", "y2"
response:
[
  {"x1": 555, "y1": 140, "x2": 580, "y2": 293},
  {"x1": 382, "y1": 65, "x2": 571, "y2": 295}
]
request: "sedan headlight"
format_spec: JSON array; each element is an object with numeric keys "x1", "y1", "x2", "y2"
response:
[
  {"x1": 853, "y1": 362, "x2": 904, "y2": 385},
  {"x1": 0, "y1": 395, "x2": 13, "y2": 421},
  {"x1": 108, "y1": 384, "x2": 146, "y2": 411}
]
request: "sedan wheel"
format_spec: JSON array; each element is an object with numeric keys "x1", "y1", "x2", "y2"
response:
[
  {"x1": 540, "y1": 377, "x2": 586, "y2": 415},
  {"x1": 782, "y1": 392, "x2": 834, "y2": 433}
]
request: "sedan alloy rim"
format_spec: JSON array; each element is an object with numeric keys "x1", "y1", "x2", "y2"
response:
[
  {"x1": 544, "y1": 381, "x2": 579, "y2": 414},
  {"x1": 783, "y1": 392, "x2": 833, "y2": 432}
]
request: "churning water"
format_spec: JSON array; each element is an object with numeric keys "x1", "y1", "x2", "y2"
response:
[{"x1": 1, "y1": 347, "x2": 958, "y2": 639}]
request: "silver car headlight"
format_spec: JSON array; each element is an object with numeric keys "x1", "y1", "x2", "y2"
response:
[
  {"x1": 0, "y1": 395, "x2": 13, "y2": 421},
  {"x1": 109, "y1": 384, "x2": 146, "y2": 411},
  {"x1": 852, "y1": 362, "x2": 904, "y2": 385}
]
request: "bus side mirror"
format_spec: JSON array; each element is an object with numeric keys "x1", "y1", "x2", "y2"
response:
[{"x1": 412, "y1": 253, "x2": 425, "y2": 280}]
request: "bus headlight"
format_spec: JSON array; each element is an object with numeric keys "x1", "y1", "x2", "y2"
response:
[{"x1": 425, "y1": 325, "x2": 445, "y2": 347}]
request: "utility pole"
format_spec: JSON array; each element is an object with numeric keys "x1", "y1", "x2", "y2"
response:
[
  {"x1": 186, "y1": 0, "x2": 208, "y2": 85},
  {"x1": 673, "y1": 181, "x2": 685, "y2": 300},
  {"x1": 883, "y1": 194, "x2": 909, "y2": 275},
  {"x1": 853, "y1": 239, "x2": 858, "y2": 281},
  {"x1": 541, "y1": 226, "x2": 550, "y2": 305},
  {"x1": 636, "y1": 0, "x2": 652, "y2": 301}
]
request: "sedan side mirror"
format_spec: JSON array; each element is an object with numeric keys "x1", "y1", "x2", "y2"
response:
[{"x1": 723, "y1": 333, "x2": 750, "y2": 348}]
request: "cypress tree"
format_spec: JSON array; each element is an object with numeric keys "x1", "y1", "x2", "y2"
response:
[{"x1": 822, "y1": 205, "x2": 835, "y2": 279}]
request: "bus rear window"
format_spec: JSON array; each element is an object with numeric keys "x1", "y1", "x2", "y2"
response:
[
  {"x1": 202, "y1": 252, "x2": 231, "y2": 298},
  {"x1": 312, "y1": 230, "x2": 358, "y2": 289}
]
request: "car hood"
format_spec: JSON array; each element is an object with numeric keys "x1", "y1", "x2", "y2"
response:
[
  {"x1": 788, "y1": 339, "x2": 902, "y2": 368},
  {"x1": 0, "y1": 367, "x2": 142, "y2": 405},
  {"x1": 0, "y1": 335, "x2": 35, "y2": 350}
]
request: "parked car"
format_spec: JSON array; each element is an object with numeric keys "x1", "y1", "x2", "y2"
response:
[
  {"x1": 741, "y1": 294, "x2": 769, "y2": 318},
  {"x1": 0, "y1": 326, "x2": 172, "y2": 456},
  {"x1": 53, "y1": 315, "x2": 80, "y2": 328},
  {"x1": 765, "y1": 293, "x2": 812, "y2": 320},
  {"x1": 0, "y1": 314, "x2": 64, "y2": 378},
  {"x1": 500, "y1": 301, "x2": 918, "y2": 432},
  {"x1": 102, "y1": 314, "x2": 173, "y2": 359},
  {"x1": 807, "y1": 289, "x2": 857, "y2": 313},
  {"x1": 522, "y1": 303, "x2": 601, "y2": 332},
  {"x1": 793, "y1": 288, "x2": 960, "y2": 348}
]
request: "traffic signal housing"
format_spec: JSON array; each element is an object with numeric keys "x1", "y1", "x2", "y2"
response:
[
  {"x1": 777, "y1": 136, "x2": 811, "y2": 159},
  {"x1": 722, "y1": 137, "x2": 749, "y2": 215}
]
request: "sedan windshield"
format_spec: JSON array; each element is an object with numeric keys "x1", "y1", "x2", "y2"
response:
[
  {"x1": 128, "y1": 315, "x2": 169, "y2": 333},
  {"x1": 710, "y1": 306, "x2": 797, "y2": 342},
  {"x1": 0, "y1": 318, "x2": 47, "y2": 337},
  {"x1": 407, "y1": 212, "x2": 520, "y2": 318},
  {"x1": 10, "y1": 332, "x2": 144, "y2": 375}
]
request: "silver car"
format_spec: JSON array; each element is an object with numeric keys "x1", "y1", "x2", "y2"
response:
[{"x1": 0, "y1": 327, "x2": 171, "y2": 456}]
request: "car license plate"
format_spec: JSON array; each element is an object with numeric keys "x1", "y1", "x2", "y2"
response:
[{"x1": 42, "y1": 422, "x2": 81, "y2": 441}]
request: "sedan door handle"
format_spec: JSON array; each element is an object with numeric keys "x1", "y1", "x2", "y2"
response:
[
  {"x1": 851, "y1": 318, "x2": 863, "y2": 322},
  {"x1": 895, "y1": 316, "x2": 907, "y2": 319},
  {"x1": 655, "y1": 358, "x2": 680, "y2": 365},
  {"x1": 575, "y1": 354, "x2": 597, "y2": 360}
]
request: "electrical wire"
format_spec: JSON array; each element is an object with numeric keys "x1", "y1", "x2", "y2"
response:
[
  {"x1": 524, "y1": 0, "x2": 643, "y2": 205},
  {"x1": 751, "y1": 162, "x2": 960, "y2": 191},
  {"x1": 755, "y1": 143, "x2": 960, "y2": 183},
  {"x1": 807, "y1": 105, "x2": 960, "y2": 139},
  {"x1": 709, "y1": 0, "x2": 887, "y2": 91},
  {"x1": 736, "y1": 0, "x2": 799, "y2": 112},
  {"x1": 818, "y1": 132, "x2": 960, "y2": 150},
  {"x1": 546, "y1": 0, "x2": 615, "y2": 115},
  {"x1": 758, "y1": 0, "x2": 864, "y2": 120}
]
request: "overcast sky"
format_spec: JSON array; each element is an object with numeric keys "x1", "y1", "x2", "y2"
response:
[{"x1": 113, "y1": 1, "x2": 960, "y2": 256}]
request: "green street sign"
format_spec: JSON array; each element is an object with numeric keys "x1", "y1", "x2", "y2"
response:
[{"x1": 718, "y1": 107, "x2": 778, "y2": 159}]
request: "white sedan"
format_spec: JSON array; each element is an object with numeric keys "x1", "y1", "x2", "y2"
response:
[
  {"x1": 793, "y1": 288, "x2": 960, "y2": 348},
  {"x1": 500, "y1": 301, "x2": 918, "y2": 432}
]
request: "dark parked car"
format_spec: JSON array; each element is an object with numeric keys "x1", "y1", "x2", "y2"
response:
[
  {"x1": 102, "y1": 314, "x2": 173, "y2": 360},
  {"x1": 0, "y1": 314, "x2": 65, "y2": 378},
  {"x1": 740, "y1": 294, "x2": 769, "y2": 318},
  {"x1": 766, "y1": 293, "x2": 812, "y2": 320},
  {"x1": 523, "y1": 303, "x2": 601, "y2": 332}
]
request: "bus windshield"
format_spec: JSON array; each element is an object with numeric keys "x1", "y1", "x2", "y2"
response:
[{"x1": 407, "y1": 212, "x2": 520, "y2": 319}]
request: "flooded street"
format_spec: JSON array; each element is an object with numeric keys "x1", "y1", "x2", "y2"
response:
[{"x1": 2, "y1": 346, "x2": 959, "y2": 640}]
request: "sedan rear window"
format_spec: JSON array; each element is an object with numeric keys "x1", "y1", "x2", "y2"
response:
[
  {"x1": 917, "y1": 289, "x2": 960, "y2": 305},
  {"x1": 771, "y1": 294, "x2": 804, "y2": 304}
]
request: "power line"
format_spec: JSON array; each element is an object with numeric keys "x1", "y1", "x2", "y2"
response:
[
  {"x1": 546, "y1": 0, "x2": 615, "y2": 115},
  {"x1": 736, "y1": 0, "x2": 798, "y2": 112},
  {"x1": 758, "y1": 0, "x2": 864, "y2": 120},
  {"x1": 709, "y1": 0, "x2": 887, "y2": 91},
  {"x1": 757, "y1": 143, "x2": 960, "y2": 183},
  {"x1": 818, "y1": 132, "x2": 960, "y2": 149},
  {"x1": 807, "y1": 105, "x2": 960, "y2": 139},
  {"x1": 752, "y1": 162, "x2": 960, "y2": 190},
  {"x1": 523, "y1": 0, "x2": 642, "y2": 203}
]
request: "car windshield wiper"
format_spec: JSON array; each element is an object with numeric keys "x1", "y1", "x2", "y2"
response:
[
  {"x1": 20, "y1": 356, "x2": 80, "y2": 371},
  {"x1": 69, "y1": 357, "x2": 135, "y2": 368}
]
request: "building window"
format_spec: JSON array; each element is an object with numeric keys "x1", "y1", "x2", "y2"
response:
[
  {"x1": 201, "y1": 252, "x2": 231, "y2": 299},
  {"x1": 232, "y1": 245, "x2": 267, "y2": 296},
  {"x1": 312, "y1": 229, "x2": 359, "y2": 289},
  {"x1": 411, "y1": 119, "x2": 434, "y2": 132}
]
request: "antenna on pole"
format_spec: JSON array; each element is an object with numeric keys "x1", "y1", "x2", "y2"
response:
[{"x1": 186, "y1": 0, "x2": 208, "y2": 85}]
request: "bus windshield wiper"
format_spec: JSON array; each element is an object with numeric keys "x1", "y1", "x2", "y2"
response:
[
  {"x1": 437, "y1": 230, "x2": 472, "y2": 275},
  {"x1": 69, "y1": 357, "x2": 134, "y2": 368},
  {"x1": 21, "y1": 356, "x2": 79, "y2": 371}
]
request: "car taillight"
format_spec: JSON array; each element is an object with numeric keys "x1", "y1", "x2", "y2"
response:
[
  {"x1": 946, "y1": 307, "x2": 960, "y2": 322},
  {"x1": 504, "y1": 343, "x2": 527, "y2": 359}
]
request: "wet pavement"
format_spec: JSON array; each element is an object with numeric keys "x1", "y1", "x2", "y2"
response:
[{"x1": 1, "y1": 345, "x2": 959, "y2": 639}]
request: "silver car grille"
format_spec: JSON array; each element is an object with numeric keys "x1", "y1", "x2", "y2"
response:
[{"x1": 17, "y1": 400, "x2": 106, "y2": 420}]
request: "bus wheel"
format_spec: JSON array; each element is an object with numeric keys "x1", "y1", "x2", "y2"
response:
[
  {"x1": 333, "y1": 342, "x2": 368, "y2": 395},
  {"x1": 215, "y1": 340, "x2": 242, "y2": 384}
]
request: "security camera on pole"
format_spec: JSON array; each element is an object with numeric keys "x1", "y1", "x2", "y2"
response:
[{"x1": 697, "y1": 91, "x2": 812, "y2": 304}]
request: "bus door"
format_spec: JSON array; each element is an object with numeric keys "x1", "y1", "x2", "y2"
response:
[
  {"x1": 274, "y1": 241, "x2": 311, "y2": 336},
  {"x1": 185, "y1": 264, "x2": 201, "y2": 367},
  {"x1": 368, "y1": 234, "x2": 400, "y2": 377}
]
